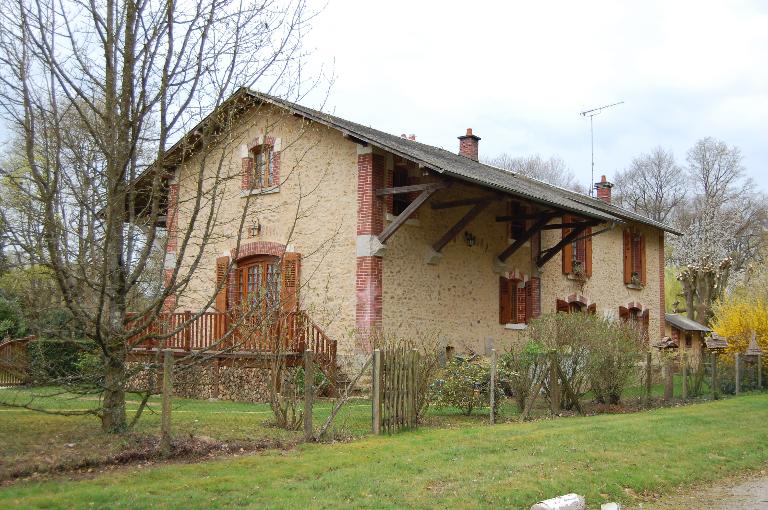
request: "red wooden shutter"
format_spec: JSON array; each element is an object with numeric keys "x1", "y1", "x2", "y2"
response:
[
  {"x1": 499, "y1": 277, "x2": 512, "y2": 324},
  {"x1": 585, "y1": 227, "x2": 593, "y2": 277},
  {"x1": 524, "y1": 280, "x2": 533, "y2": 323},
  {"x1": 281, "y1": 252, "x2": 301, "y2": 312},
  {"x1": 639, "y1": 233, "x2": 647, "y2": 285},
  {"x1": 241, "y1": 156, "x2": 254, "y2": 190},
  {"x1": 562, "y1": 215, "x2": 573, "y2": 274},
  {"x1": 623, "y1": 229, "x2": 632, "y2": 284},
  {"x1": 619, "y1": 306, "x2": 630, "y2": 322},
  {"x1": 529, "y1": 277, "x2": 541, "y2": 318},
  {"x1": 215, "y1": 256, "x2": 230, "y2": 312},
  {"x1": 516, "y1": 282, "x2": 527, "y2": 324},
  {"x1": 556, "y1": 299, "x2": 569, "y2": 313}
]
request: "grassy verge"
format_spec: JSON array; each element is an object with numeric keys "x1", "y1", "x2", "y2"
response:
[{"x1": 1, "y1": 393, "x2": 767, "y2": 509}]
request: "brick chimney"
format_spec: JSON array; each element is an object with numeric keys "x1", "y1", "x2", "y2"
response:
[
  {"x1": 594, "y1": 175, "x2": 613, "y2": 204},
  {"x1": 458, "y1": 128, "x2": 481, "y2": 161}
]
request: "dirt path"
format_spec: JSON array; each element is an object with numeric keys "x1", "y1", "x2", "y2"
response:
[{"x1": 633, "y1": 472, "x2": 768, "y2": 509}]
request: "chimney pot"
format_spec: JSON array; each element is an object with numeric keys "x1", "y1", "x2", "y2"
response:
[
  {"x1": 595, "y1": 175, "x2": 614, "y2": 204},
  {"x1": 458, "y1": 128, "x2": 481, "y2": 161}
]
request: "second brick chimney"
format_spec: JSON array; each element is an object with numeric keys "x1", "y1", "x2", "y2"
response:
[
  {"x1": 594, "y1": 175, "x2": 613, "y2": 204},
  {"x1": 458, "y1": 128, "x2": 481, "y2": 161}
]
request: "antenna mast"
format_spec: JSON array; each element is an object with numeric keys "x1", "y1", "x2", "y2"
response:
[{"x1": 580, "y1": 101, "x2": 623, "y2": 196}]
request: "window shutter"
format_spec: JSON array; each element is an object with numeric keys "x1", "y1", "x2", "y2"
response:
[
  {"x1": 524, "y1": 280, "x2": 533, "y2": 323},
  {"x1": 619, "y1": 306, "x2": 630, "y2": 322},
  {"x1": 587, "y1": 303, "x2": 596, "y2": 315},
  {"x1": 281, "y1": 252, "x2": 301, "y2": 312},
  {"x1": 641, "y1": 308, "x2": 650, "y2": 342},
  {"x1": 499, "y1": 276, "x2": 512, "y2": 324},
  {"x1": 556, "y1": 299, "x2": 569, "y2": 314},
  {"x1": 623, "y1": 229, "x2": 632, "y2": 284},
  {"x1": 639, "y1": 233, "x2": 647, "y2": 286},
  {"x1": 215, "y1": 256, "x2": 230, "y2": 312},
  {"x1": 529, "y1": 277, "x2": 541, "y2": 318},
  {"x1": 241, "y1": 156, "x2": 254, "y2": 190},
  {"x1": 516, "y1": 282, "x2": 527, "y2": 324},
  {"x1": 585, "y1": 227, "x2": 593, "y2": 277},
  {"x1": 562, "y1": 215, "x2": 573, "y2": 274}
]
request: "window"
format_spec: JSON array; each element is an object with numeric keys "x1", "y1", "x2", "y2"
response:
[
  {"x1": 392, "y1": 165, "x2": 411, "y2": 216},
  {"x1": 561, "y1": 215, "x2": 592, "y2": 278},
  {"x1": 251, "y1": 144, "x2": 275, "y2": 188},
  {"x1": 556, "y1": 299, "x2": 596, "y2": 315},
  {"x1": 619, "y1": 305, "x2": 649, "y2": 341},
  {"x1": 685, "y1": 334, "x2": 692, "y2": 348},
  {"x1": 499, "y1": 277, "x2": 526, "y2": 324},
  {"x1": 623, "y1": 229, "x2": 646, "y2": 286}
]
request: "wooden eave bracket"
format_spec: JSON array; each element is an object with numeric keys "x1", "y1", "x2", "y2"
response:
[
  {"x1": 375, "y1": 182, "x2": 447, "y2": 196},
  {"x1": 377, "y1": 183, "x2": 448, "y2": 244},
  {"x1": 496, "y1": 212, "x2": 559, "y2": 263},
  {"x1": 430, "y1": 199, "x2": 492, "y2": 254},
  {"x1": 432, "y1": 195, "x2": 504, "y2": 210},
  {"x1": 535, "y1": 219, "x2": 601, "y2": 268}
]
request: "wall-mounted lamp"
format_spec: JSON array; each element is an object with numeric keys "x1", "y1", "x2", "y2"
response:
[
  {"x1": 464, "y1": 231, "x2": 476, "y2": 247},
  {"x1": 249, "y1": 220, "x2": 262, "y2": 237}
]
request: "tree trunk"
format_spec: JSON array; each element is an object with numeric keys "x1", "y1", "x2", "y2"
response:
[{"x1": 101, "y1": 350, "x2": 127, "y2": 433}]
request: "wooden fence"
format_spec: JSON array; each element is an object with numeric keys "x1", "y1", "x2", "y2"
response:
[
  {"x1": 372, "y1": 347, "x2": 419, "y2": 434},
  {"x1": 0, "y1": 335, "x2": 35, "y2": 386}
]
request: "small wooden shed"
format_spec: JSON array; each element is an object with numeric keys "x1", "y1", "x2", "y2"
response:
[{"x1": 664, "y1": 314, "x2": 711, "y2": 368}]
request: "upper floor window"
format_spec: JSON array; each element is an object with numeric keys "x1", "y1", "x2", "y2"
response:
[
  {"x1": 623, "y1": 229, "x2": 646, "y2": 287},
  {"x1": 251, "y1": 144, "x2": 275, "y2": 188},
  {"x1": 561, "y1": 215, "x2": 592, "y2": 278}
]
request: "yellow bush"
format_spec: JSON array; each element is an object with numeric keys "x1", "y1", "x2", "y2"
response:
[{"x1": 712, "y1": 295, "x2": 768, "y2": 365}]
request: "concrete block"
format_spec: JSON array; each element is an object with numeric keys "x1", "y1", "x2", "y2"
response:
[{"x1": 531, "y1": 493, "x2": 585, "y2": 510}]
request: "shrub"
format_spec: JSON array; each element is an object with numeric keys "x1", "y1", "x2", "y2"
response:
[
  {"x1": 429, "y1": 357, "x2": 502, "y2": 415},
  {"x1": 0, "y1": 295, "x2": 26, "y2": 338},
  {"x1": 27, "y1": 338, "x2": 97, "y2": 384},
  {"x1": 498, "y1": 341, "x2": 548, "y2": 411}
]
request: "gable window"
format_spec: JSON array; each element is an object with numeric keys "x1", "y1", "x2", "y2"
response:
[
  {"x1": 561, "y1": 215, "x2": 592, "y2": 278},
  {"x1": 623, "y1": 229, "x2": 646, "y2": 287},
  {"x1": 251, "y1": 144, "x2": 276, "y2": 188}
]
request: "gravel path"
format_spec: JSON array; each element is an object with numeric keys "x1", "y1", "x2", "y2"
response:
[{"x1": 633, "y1": 473, "x2": 768, "y2": 509}]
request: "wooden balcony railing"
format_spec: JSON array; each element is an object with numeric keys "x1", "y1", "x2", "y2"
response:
[{"x1": 126, "y1": 310, "x2": 336, "y2": 364}]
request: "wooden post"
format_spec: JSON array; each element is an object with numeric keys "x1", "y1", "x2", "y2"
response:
[
  {"x1": 303, "y1": 349, "x2": 314, "y2": 441},
  {"x1": 550, "y1": 352, "x2": 560, "y2": 414},
  {"x1": 160, "y1": 349, "x2": 174, "y2": 456},
  {"x1": 758, "y1": 354, "x2": 763, "y2": 390},
  {"x1": 644, "y1": 351, "x2": 652, "y2": 407},
  {"x1": 372, "y1": 349, "x2": 382, "y2": 435},
  {"x1": 712, "y1": 352, "x2": 719, "y2": 400},
  {"x1": 489, "y1": 349, "x2": 497, "y2": 425},
  {"x1": 735, "y1": 353, "x2": 741, "y2": 395},
  {"x1": 681, "y1": 353, "x2": 688, "y2": 400},
  {"x1": 183, "y1": 310, "x2": 192, "y2": 350},
  {"x1": 664, "y1": 358, "x2": 674, "y2": 401}
]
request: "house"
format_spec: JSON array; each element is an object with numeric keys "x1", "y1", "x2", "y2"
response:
[
  {"x1": 148, "y1": 88, "x2": 680, "y2": 370},
  {"x1": 663, "y1": 313, "x2": 712, "y2": 367}
]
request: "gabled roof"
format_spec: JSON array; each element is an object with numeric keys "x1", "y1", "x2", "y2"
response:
[
  {"x1": 665, "y1": 313, "x2": 712, "y2": 333},
  {"x1": 162, "y1": 88, "x2": 681, "y2": 234}
]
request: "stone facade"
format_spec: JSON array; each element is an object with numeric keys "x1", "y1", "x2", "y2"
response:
[{"x1": 167, "y1": 101, "x2": 669, "y2": 363}]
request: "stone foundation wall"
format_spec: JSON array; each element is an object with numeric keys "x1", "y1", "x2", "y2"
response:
[{"x1": 126, "y1": 361, "x2": 296, "y2": 403}]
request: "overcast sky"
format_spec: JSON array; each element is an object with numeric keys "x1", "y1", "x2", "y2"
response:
[{"x1": 303, "y1": 0, "x2": 767, "y2": 192}]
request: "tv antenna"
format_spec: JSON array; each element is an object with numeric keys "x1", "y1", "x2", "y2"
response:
[{"x1": 580, "y1": 101, "x2": 623, "y2": 196}]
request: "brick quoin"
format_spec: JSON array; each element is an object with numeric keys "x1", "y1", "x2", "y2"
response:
[
  {"x1": 659, "y1": 232, "x2": 665, "y2": 338},
  {"x1": 355, "y1": 151, "x2": 385, "y2": 343}
]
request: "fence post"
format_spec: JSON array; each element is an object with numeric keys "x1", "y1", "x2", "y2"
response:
[
  {"x1": 712, "y1": 352, "x2": 719, "y2": 400},
  {"x1": 160, "y1": 349, "x2": 174, "y2": 456},
  {"x1": 758, "y1": 354, "x2": 763, "y2": 390},
  {"x1": 550, "y1": 352, "x2": 560, "y2": 414},
  {"x1": 644, "y1": 351, "x2": 652, "y2": 407},
  {"x1": 372, "y1": 349, "x2": 381, "y2": 435},
  {"x1": 681, "y1": 353, "x2": 688, "y2": 400},
  {"x1": 304, "y1": 349, "x2": 314, "y2": 441},
  {"x1": 489, "y1": 349, "x2": 497, "y2": 425},
  {"x1": 663, "y1": 357, "x2": 674, "y2": 401},
  {"x1": 735, "y1": 353, "x2": 741, "y2": 395}
]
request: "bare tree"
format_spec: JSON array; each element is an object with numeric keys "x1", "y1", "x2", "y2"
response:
[
  {"x1": 485, "y1": 154, "x2": 587, "y2": 193},
  {"x1": 686, "y1": 137, "x2": 747, "y2": 206},
  {"x1": 612, "y1": 147, "x2": 687, "y2": 224},
  {"x1": 0, "y1": 0, "x2": 315, "y2": 432}
]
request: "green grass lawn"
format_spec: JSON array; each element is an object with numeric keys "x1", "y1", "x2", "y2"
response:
[{"x1": 2, "y1": 393, "x2": 768, "y2": 509}]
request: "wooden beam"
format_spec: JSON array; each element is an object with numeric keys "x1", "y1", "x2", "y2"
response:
[
  {"x1": 540, "y1": 221, "x2": 596, "y2": 230},
  {"x1": 495, "y1": 211, "x2": 557, "y2": 222},
  {"x1": 431, "y1": 196, "x2": 501, "y2": 209},
  {"x1": 536, "y1": 220, "x2": 600, "y2": 267},
  {"x1": 375, "y1": 182, "x2": 447, "y2": 196},
  {"x1": 378, "y1": 187, "x2": 443, "y2": 244},
  {"x1": 342, "y1": 132, "x2": 367, "y2": 146},
  {"x1": 432, "y1": 199, "x2": 491, "y2": 253},
  {"x1": 497, "y1": 213, "x2": 558, "y2": 262}
]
